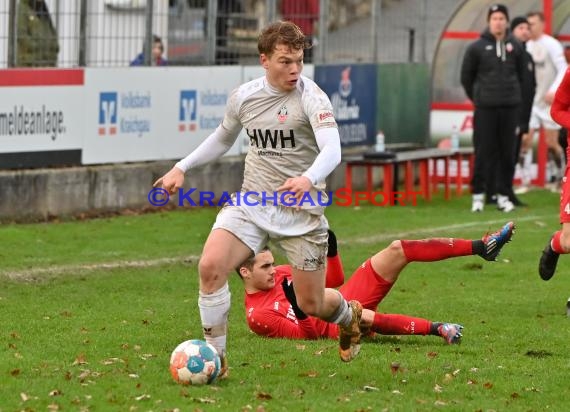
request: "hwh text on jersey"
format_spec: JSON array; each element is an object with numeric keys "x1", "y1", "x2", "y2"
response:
[{"x1": 247, "y1": 128, "x2": 296, "y2": 149}]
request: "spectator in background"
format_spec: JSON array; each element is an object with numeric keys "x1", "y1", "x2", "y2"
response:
[
  {"x1": 281, "y1": 0, "x2": 319, "y2": 63},
  {"x1": 17, "y1": 0, "x2": 59, "y2": 67},
  {"x1": 130, "y1": 35, "x2": 168, "y2": 66},
  {"x1": 509, "y1": 16, "x2": 536, "y2": 206},
  {"x1": 461, "y1": 4, "x2": 525, "y2": 213},
  {"x1": 524, "y1": 11, "x2": 567, "y2": 192}
]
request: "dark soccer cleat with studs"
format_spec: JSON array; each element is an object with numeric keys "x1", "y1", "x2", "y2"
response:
[{"x1": 480, "y1": 221, "x2": 515, "y2": 261}]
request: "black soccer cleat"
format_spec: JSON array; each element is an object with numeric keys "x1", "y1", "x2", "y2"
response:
[
  {"x1": 539, "y1": 237, "x2": 560, "y2": 281},
  {"x1": 480, "y1": 222, "x2": 515, "y2": 261}
]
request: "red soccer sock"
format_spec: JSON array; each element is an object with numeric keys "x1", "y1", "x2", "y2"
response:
[
  {"x1": 551, "y1": 231, "x2": 566, "y2": 254},
  {"x1": 401, "y1": 238, "x2": 473, "y2": 262},
  {"x1": 371, "y1": 313, "x2": 431, "y2": 335},
  {"x1": 325, "y1": 255, "x2": 345, "y2": 288}
]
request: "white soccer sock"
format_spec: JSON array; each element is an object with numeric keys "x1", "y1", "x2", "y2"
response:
[
  {"x1": 324, "y1": 289, "x2": 352, "y2": 327},
  {"x1": 198, "y1": 282, "x2": 231, "y2": 357},
  {"x1": 522, "y1": 150, "x2": 532, "y2": 185}
]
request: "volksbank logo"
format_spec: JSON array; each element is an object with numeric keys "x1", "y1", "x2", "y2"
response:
[
  {"x1": 98, "y1": 92, "x2": 117, "y2": 135},
  {"x1": 179, "y1": 90, "x2": 197, "y2": 132},
  {"x1": 98, "y1": 91, "x2": 151, "y2": 137}
]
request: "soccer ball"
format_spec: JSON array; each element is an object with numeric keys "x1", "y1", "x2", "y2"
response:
[{"x1": 169, "y1": 339, "x2": 221, "y2": 385}]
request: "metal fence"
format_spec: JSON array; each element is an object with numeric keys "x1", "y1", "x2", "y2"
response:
[{"x1": 0, "y1": 0, "x2": 434, "y2": 68}]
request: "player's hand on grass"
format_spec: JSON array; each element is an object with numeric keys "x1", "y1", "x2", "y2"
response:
[
  {"x1": 281, "y1": 278, "x2": 308, "y2": 320},
  {"x1": 277, "y1": 176, "x2": 313, "y2": 206},
  {"x1": 153, "y1": 166, "x2": 185, "y2": 194}
]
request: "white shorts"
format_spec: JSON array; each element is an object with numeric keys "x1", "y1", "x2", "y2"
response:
[
  {"x1": 212, "y1": 200, "x2": 329, "y2": 270},
  {"x1": 529, "y1": 105, "x2": 561, "y2": 130}
]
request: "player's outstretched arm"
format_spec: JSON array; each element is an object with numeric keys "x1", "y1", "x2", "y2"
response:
[
  {"x1": 153, "y1": 124, "x2": 240, "y2": 193},
  {"x1": 175, "y1": 125, "x2": 240, "y2": 173},
  {"x1": 153, "y1": 166, "x2": 185, "y2": 194}
]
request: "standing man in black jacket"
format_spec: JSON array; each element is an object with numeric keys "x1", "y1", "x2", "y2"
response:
[
  {"x1": 509, "y1": 16, "x2": 536, "y2": 206},
  {"x1": 461, "y1": 4, "x2": 526, "y2": 213}
]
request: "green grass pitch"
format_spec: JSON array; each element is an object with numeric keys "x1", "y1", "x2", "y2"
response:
[{"x1": 1, "y1": 190, "x2": 569, "y2": 411}]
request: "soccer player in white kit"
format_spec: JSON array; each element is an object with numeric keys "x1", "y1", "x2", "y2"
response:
[
  {"x1": 520, "y1": 11, "x2": 567, "y2": 191},
  {"x1": 154, "y1": 21, "x2": 362, "y2": 375}
]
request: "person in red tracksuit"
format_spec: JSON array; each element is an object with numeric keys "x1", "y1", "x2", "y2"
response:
[
  {"x1": 239, "y1": 224, "x2": 514, "y2": 345},
  {"x1": 539, "y1": 68, "x2": 570, "y2": 280}
]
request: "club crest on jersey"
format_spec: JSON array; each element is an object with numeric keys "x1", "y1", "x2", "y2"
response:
[
  {"x1": 277, "y1": 106, "x2": 288, "y2": 123},
  {"x1": 506, "y1": 42, "x2": 513, "y2": 53}
]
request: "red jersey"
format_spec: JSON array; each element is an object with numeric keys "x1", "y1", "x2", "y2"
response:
[
  {"x1": 551, "y1": 68, "x2": 570, "y2": 223},
  {"x1": 243, "y1": 256, "x2": 394, "y2": 340},
  {"x1": 244, "y1": 265, "x2": 340, "y2": 340},
  {"x1": 551, "y1": 68, "x2": 570, "y2": 129}
]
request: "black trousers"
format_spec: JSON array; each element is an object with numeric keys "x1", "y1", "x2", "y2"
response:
[{"x1": 472, "y1": 106, "x2": 518, "y2": 196}]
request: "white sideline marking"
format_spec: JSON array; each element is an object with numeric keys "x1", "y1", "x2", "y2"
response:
[
  {"x1": 2, "y1": 255, "x2": 200, "y2": 282},
  {"x1": 1, "y1": 214, "x2": 550, "y2": 281},
  {"x1": 346, "y1": 214, "x2": 549, "y2": 245}
]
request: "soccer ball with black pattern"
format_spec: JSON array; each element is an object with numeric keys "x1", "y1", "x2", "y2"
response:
[{"x1": 169, "y1": 339, "x2": 221, "y2": 385}]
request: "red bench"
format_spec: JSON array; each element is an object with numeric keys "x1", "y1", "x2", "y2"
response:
[{"x1": 343, "y1": 147, "x2": 474, "y2": 203}]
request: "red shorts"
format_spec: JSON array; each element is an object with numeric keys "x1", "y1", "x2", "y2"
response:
[
  {"x1": 560, "y1": 162, "x2": 570, "y2": 223},
  {"x1": 338, "y1": 258, "x2": 394, "y2": 311}
]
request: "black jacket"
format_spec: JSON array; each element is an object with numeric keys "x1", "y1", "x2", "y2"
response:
[
  {"x1": 461, "y1": 29, "x2": 525, "y2": 108},
  {"x1": 518, "y1": 45, "x2": 536, "y2": 133}
]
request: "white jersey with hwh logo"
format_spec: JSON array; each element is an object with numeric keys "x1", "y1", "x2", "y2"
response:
[{"x1": 221, "y1": 75, "x2": 337, "y2": 214}]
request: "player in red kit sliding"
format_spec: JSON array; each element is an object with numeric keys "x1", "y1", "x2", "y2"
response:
[
  {"x1": 539, "y1": 68, "x2": 570, "y2": 280},
  {"x1": 239, "y1": 223, "x2": 514, "y2": 347}
]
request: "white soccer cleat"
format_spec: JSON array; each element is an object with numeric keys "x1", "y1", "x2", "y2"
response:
[
  {"x1": 514, "y1": 185, "x2": 530, "y2": 195},
  {"x1": 471, "y1": 194, "x2": 484, "y2": 212},
  {"x1": 497, "y1": 195, "x2": 515, "y2": 213}
]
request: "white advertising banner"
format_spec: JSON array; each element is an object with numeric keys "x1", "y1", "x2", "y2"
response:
[
  {"x1": 0, "y1": 64, "x2": 323, "y2": 167},
  {"x1": 430, "y1": 109, "x2": 473, "y2": 144},
  {"x1": 0, "y1": 72, "x2": 84, "y2": 153},
  {"x1": 82, "y1": 66, "x2": 242, "y2": 164}
]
